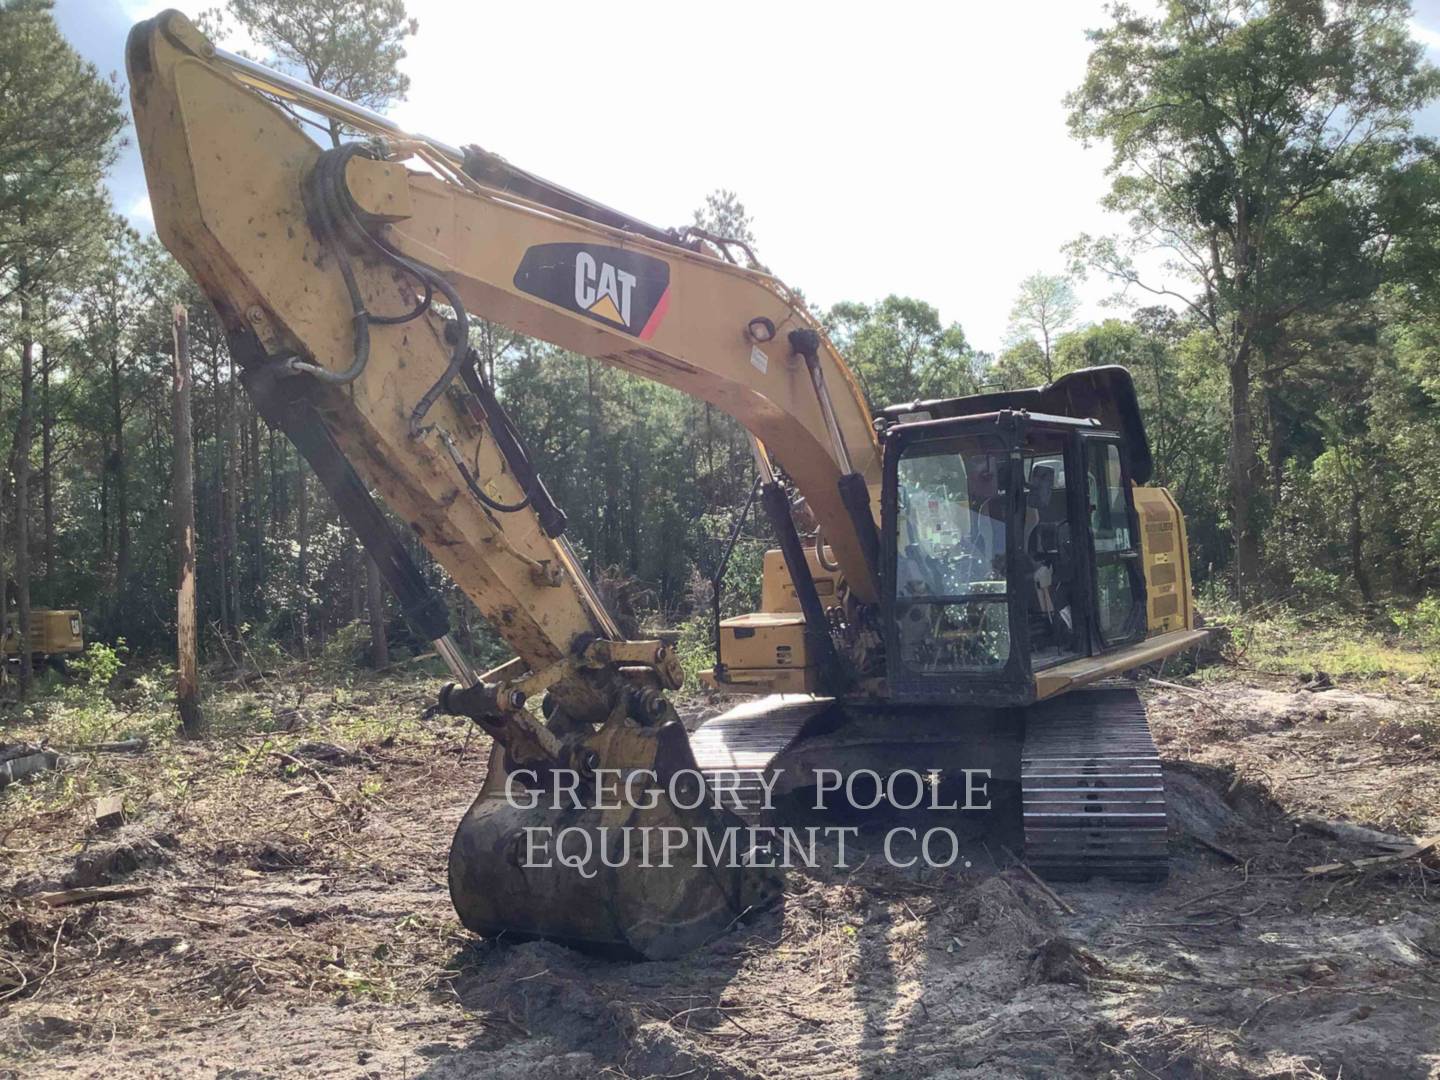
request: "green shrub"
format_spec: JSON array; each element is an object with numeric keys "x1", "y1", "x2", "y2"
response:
[
  {"x1": 675, "y1": 612, "x2": 715, "y2": 691},
  {"x1": 69, "y1": 639, "x2": 125, "y2": 689},
  {"x1": 320, "y1": 620, "x2": 371, "y2": 669},
  {"x1": 233, "y1": 622, "x2": 287, "y2": 672},
  {"x1": 1389, "y1": 598, "x2": 1440, "y2": 650}
]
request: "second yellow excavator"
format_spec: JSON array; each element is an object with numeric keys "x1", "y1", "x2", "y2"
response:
[{"x1": 127, "y1": 11, "x2": 1207, "y2": 958}]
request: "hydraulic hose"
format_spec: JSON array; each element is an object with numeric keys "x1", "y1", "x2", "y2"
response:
[
  {"x1": 814, "y1": 527, "x2": 842, "y2": 573},
  {"x1": 294, "y1": 144, "x2": 470, "y2": 437},
  {"x1": 296, "y1": 146, "x2": 562, "y2": 535}
]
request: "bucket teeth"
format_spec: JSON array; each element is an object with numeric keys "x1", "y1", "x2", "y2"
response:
[{"x1": 1021, "y1": 685, "x2": 1169, "y2": 883}]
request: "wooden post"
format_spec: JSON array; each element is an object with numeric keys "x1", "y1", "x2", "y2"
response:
[
  {"x1": 16, "y1": 281, "x2": 34, "y2": 699},
  {"x1": 366, "y1": 556, "x2": 388, "y2": 669},
  {"x1": 172, "y1": 305, "x2": 203, "y2": 735}
]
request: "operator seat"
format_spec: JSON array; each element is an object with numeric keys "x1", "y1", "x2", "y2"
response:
[
  {"x1": 1025, "y1": 465, "x2": 1055, "y2": 551},
  {"x1": 968, "y1": 464, "x2": 1005, "y2": 576},
  {"x1": 1025, "y1": 465, "x2": 1072, "y2": 648}
]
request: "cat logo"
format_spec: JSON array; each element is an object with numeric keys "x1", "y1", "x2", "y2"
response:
[
  {"x1": 513, "y1": 243, "x2": 671, "y2": 340},
  {"x1": 573, "y1": 251, "x2": 635, "y2": 327}
]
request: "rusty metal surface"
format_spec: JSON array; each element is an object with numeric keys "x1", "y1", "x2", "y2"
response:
[{"x1": 1021, "y1": 684, "x2": 1168, "y2": 882}]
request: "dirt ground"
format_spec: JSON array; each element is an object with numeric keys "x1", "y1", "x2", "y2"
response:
[{"x1": 1, "y1": 662, "x2": 1438, "y2": 1079}]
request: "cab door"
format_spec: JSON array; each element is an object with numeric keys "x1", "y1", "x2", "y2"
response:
[
  {"x1": 1080, "y1": 435, "x2": 1147, "y2": 649},
  {"x1": 881, "y1": 417, "x2": 1031, "y2": 703}
]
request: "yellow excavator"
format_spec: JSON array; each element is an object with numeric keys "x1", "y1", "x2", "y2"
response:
[{"x1": 127, "y1": 11, "x2": 1207, "y2": 959}]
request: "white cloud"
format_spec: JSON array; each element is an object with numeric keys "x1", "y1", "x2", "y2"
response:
[{"x1": 127, "y1": 194, "x2": 153, "y2": 224}]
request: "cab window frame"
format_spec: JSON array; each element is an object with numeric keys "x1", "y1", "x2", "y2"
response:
[
  {"x1": 881, "y1": 413, "x2": 1034, "y2": 701},
  {"x1": 1076, "y1": 432, "x2": 1148, "y2": 650}
]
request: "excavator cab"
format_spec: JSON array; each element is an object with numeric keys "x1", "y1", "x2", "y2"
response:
[
  {"x1": 716, "y1": 367, "x2": 1201, "y2": 704},
  {"x1": 875, "y1": 365, "x2": 1199, "y2": 707},
  {"x1": 882, "y1": 408, "x2": 1148, "y2": 706},
  {"x1": 717, "y1": 368, "x2": 1203, "y2": 705}
]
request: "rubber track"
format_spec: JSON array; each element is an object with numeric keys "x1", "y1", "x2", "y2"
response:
[{"x1": 1022, "y1": 684, "x2": 1168, "y2": 882}]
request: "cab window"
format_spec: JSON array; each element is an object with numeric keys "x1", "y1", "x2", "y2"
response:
[
  {"x1": 1085, "y1": 439, "x2": 1144, "y2": 644},
  {"x1": 892, "y1": 434, "x2": 1011, "y2": 673}
]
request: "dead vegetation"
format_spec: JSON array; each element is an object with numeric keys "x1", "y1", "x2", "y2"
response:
[{"x1": 0, "y1": 653, "x2": 1438, "y2": 1079}]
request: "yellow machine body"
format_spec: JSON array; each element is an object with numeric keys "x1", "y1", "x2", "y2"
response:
[
  {"x1": 1133, "y1": 486, "x2": 1195, "y2": 635},
  {"x1": 714, "y1": 548, "x2": 843, "y2": 692},
  {"x1": 717, "y1": 613, "x2": 814, "y2": 692},
  {"x1": 2, "y1": 609, "x2": 84, "y2": 659}
]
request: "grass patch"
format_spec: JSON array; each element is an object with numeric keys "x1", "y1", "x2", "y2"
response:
[
  {"x1": 1198, "y1": 595, "x2": 1440, "y2": 682},
  {"x1": 1249, "y1": 631, "x2": 1436, "y2": 679},
  {"x1": 0, "y1": 643, "x2": 447, "y2": 841}
]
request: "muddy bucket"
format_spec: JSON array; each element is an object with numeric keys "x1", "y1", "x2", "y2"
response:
[{"x1": 448, "y1": 718, "x2": 782, "y2": 959}]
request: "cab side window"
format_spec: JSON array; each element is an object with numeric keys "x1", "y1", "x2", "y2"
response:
[{"x1": 1086, "y1": 440, "x2": 1143, "y2": 644}]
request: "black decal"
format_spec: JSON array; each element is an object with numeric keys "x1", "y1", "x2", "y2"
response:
[{"x1": 513, "y1": 243, "x2": 671, "y2": 339}]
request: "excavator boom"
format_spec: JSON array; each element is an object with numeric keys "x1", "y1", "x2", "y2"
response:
[{"x1": 128, "y1": 12, "x2": 880, "y2": 613}]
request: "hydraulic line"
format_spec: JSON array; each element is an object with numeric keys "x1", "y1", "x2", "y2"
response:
[
  {"x1": 286, "y1": 147, "x2": 376, "y2": 386},
  {"x1": 711, "y1": 475, "x2": 762, "y2": 654},
  {"x1": 294, "y1": 144, "x2": 471, "y2": 439},
  {"x1": 438, "y1": 426, "x2": 530, "y2": 515},
  {"x1": 458, "y1": 356, "x2": 567, "y2": 537},
  {"x1": 301, "y1": 147, "x2": 585, "y2": 595},
  {"x1": 814, "y1": 527, "x2": 842, "y2": 573}
]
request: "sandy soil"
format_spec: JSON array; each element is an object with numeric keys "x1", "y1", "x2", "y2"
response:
[{"x1": 1, "y1": 667, "x2": 1437, "y2": 1079}]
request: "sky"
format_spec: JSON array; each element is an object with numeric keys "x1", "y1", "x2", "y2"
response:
[{"x1": 56, "y1": 0, "x2": 1440, "y2": 354}]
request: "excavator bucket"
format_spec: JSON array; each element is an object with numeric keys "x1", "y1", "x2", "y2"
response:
[{"x1": 449, "y1": 717, "x2": 784, "y2": 959}]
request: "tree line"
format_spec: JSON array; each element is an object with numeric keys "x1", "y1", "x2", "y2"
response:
[{"x1": 1, "y1": 0, "x2": 1438, "y2": 697}]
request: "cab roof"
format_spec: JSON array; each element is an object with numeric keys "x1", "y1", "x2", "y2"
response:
[{"x1": 878, "y1": 366, "x2": 1153, "y2": 484}]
